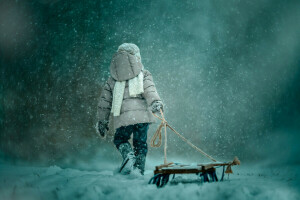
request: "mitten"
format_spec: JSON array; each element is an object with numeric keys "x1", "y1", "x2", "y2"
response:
[
  {"x1": 96, "y1": 120, "x2": 109, "y2": 138},
  {"x1": 151, "y1": 100, "x2": 164, "y2": 113}
]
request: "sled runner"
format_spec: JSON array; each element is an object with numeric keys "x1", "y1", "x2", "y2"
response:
[{"x1": 148, "y1": 110, "x2": 240, "y2": 187}]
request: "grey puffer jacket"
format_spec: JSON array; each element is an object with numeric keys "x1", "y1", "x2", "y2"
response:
[{"x1": 97, "y1": 50, "x2": 161, "y2": 130}]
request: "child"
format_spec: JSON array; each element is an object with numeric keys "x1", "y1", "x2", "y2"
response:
[{"x1": 96, "y1": 43, "x2": 163, "y2": 175}]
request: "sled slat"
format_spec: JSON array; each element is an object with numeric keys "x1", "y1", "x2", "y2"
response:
[{"x1": 155, "y1": 166, "x2": 215, "y2": 175}]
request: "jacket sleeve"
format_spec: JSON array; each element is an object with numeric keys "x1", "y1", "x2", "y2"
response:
[
  {"x1": 97, "y1": 78, "x2": 113, "y2": 122},
  {"x1": 142, "y1": 70, "x2": 161, "y2": 106}
]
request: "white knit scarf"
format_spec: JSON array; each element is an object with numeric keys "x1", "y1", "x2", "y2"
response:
[{"x1": 111, "y1": 71, "x2": 144, "y2": 116}]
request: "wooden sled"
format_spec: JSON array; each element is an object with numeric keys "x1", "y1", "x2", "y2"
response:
[
  {"x1": 148, "y1": 110, "x2": 241, "y2": 187},
  {"x1": 149, "y1": 157, "x2": 240, "y2": 187}
]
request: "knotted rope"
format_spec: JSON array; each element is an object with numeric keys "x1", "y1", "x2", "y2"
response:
[{"x1": 150, "y1": 109, "x2": 217, "y2": 163}]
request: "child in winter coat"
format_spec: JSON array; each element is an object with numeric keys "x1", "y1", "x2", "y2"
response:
[{"x1": 96, "y1": 43, "x2": 163, "y2": 175}]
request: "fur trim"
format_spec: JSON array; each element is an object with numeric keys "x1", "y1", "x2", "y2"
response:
[{"x1": 118, "y1": 43, "x2": 141, "y2": 62}]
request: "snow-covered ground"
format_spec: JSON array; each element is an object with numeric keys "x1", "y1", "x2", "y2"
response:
[{"x1": 1, "y1": 158, "x2": 299, "y2": 200}]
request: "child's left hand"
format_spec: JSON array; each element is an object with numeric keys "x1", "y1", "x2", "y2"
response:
[{"x1": 151, "y1": 100, "x2": 164, "y2": 113}]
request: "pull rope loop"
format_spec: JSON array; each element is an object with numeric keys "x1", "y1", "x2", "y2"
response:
[{"x1": 150, "y1": 109, "x2": 217, "y2": 163}]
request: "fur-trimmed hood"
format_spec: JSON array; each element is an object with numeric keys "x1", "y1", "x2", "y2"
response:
[
  {"x1": 117, "y1": 43, "x2": 141, "y2": 61},
  {"x1": 110, "y1": 43, "x2": 143, "y2": 81}
]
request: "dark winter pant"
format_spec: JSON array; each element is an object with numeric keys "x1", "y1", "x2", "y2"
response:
[{"x1": 114, "y1": 123, "x2": 149, "y2": 156}]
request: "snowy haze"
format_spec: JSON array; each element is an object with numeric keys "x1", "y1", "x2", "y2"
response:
[
  {"x1": 1, "y1": 0, "x2": 300, "y2": 199},
  {"x1": 0, "y1": 0, "x2": 300, "y2": 178}
]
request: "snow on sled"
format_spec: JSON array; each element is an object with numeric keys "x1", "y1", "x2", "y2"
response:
[
  {"x1": 149, "y1": 157, "x2": 240, "y2": 187},
  {"x1": 148, "y1": 110, "x2": 241, "y2": 187}
]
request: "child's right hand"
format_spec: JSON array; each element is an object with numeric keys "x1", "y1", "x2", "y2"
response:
[{"x1": 96, "y1": 120, "x2": 109, "y2": 138}]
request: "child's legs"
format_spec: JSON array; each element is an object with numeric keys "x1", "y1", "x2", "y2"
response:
[
  {"x1": 114, "y1": 125, "x2": 134, "y2": 158},
  {"x1": 132, "y1": 123, "x2": 149, "y2": 156}
]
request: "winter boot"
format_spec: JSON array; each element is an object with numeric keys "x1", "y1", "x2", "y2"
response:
[
  {"x1": 134, "y1": 154, "x2": 146, "y2": 175},
  {"x1": 118, "y1": 143, "x2": 136, "y2": 174}
]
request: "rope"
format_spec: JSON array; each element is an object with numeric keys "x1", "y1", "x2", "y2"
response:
[{"x1": 150, "y1": 109, "x2": 217, "y2": 162}]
